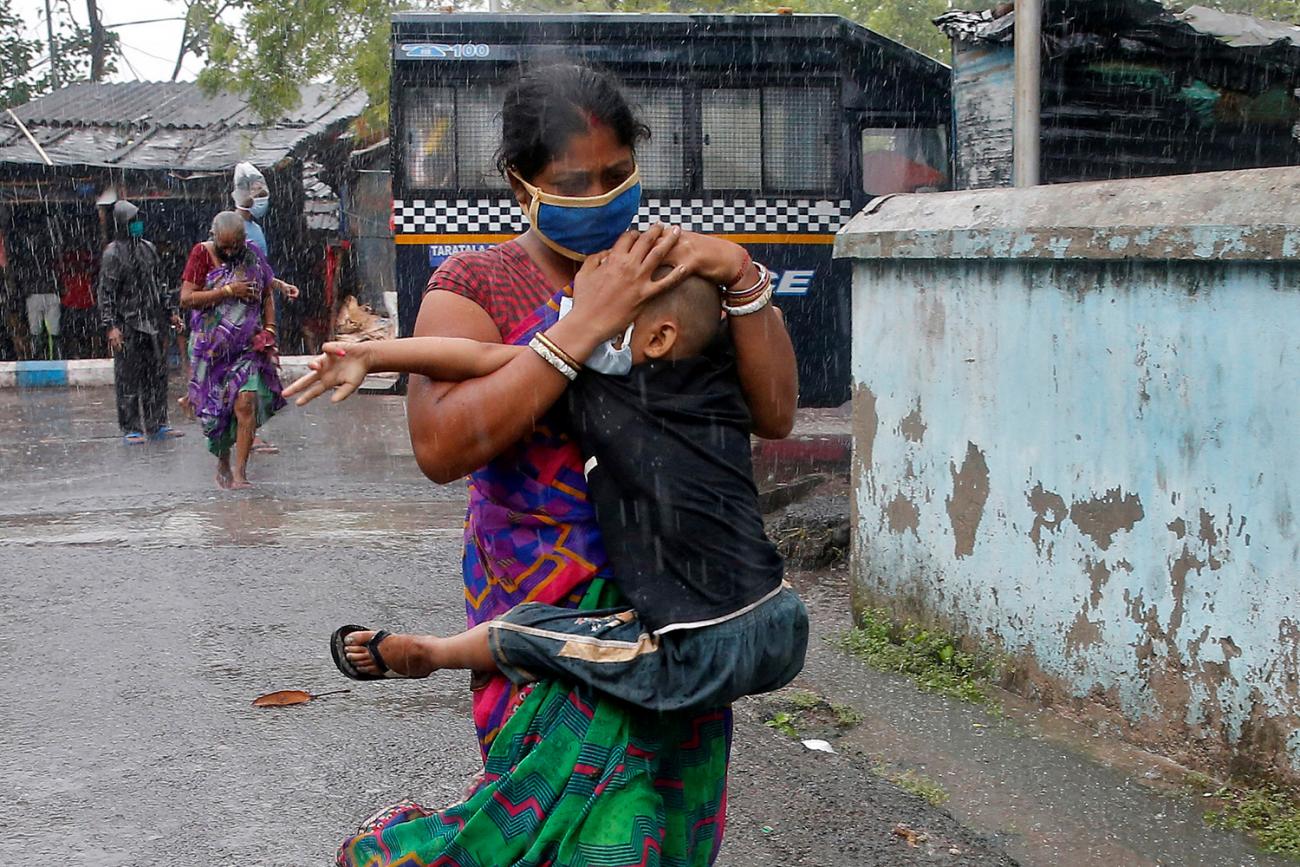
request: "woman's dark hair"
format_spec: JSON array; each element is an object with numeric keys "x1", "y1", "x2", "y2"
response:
[{"x1": 495, "y1": 63, "x2": 650, "y2": 181}]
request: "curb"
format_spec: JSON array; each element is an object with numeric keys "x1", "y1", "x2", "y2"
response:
[
  {"x1": 753, "y1": 434, "x2": 852, "y2": 480},
  {"x1": 0, "y1": 356, "x2": 320, "y2": 388}
]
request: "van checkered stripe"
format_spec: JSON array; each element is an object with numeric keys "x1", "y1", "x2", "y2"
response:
[{"x1": 392, "y1": 198, "x2": 854, "y2": 235}]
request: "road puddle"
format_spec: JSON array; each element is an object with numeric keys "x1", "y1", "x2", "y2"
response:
[{"x1": 0, "y1": 497, "x2": 466, "y2": 548}]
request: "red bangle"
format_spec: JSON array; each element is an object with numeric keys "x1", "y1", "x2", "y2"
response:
[{"x1": 726, "y1": 253, "x2": 753, "y2": 291}]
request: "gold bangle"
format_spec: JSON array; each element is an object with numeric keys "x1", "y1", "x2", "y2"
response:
[
  {"x1": 535, "y1": 331, "x2": 581, "y2": 372},
  {"x1": 222, "y1": 285, "x2": 233, "y2": 297}
]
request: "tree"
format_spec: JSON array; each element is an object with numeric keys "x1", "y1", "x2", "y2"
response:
[
  {"x1": 1184, "y1": 0, "x2": 1299, "y2": 23},
  {"x1": 0, "y1": 0, "x2": 44, "y2": 108},
  {"x1": 0, "y1": 0, "x2": 118, "y2": 109},
  {"x1": 502, "y1": 0, "x2": 949, "y2": 58},
  {"x1": 197, "y1": 0, "x2": 955, "y2": 126},
  {"x1": 197, "y1": 0, "x2": 402, "y2": 124}
]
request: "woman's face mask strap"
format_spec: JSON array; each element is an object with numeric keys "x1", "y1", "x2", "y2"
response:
[{"x1": 510, "y1": 168, "x2": 643, "y2": 261}]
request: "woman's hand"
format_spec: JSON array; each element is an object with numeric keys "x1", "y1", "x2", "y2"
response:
[
  {"x1": 252, "y1": 328, "x2": 278, "y2": 363},
  {"x1": 227, "y1": 280, "x2": 257, "y2": 302},
  {"x1": 283, "y1": 342, "x2": 369, "y2": 406},
  {"x1": 568, "y1": 223, "x2": 687, "y2": 343},
  {"x1": 663, "y1": 230, "x2": 749, "y2": 286}
]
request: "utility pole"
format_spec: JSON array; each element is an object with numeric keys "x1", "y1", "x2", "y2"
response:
[
  {"x1": 87, "y1": 0, "x2": 107, "y2": 82},
  {"x1": 44, "y1": 0, "x2": 61, "y2": 89},
  {"x1": 1012, "y1": 0, "x2": 1042, "y2": 187}
]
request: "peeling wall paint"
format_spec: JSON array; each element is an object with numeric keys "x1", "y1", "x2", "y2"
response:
[{"x1": 847, "y1": 256, "x2": 1300, "y2": 778}]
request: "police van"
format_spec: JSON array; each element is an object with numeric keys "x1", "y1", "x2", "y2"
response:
[{"x1": 389, "y1": 13, "x2": 950, "y2": 406}]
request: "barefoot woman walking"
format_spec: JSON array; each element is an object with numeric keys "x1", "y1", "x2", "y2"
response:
[
  {"x1": 336, "y1": 63, "x2": 797, "y2": 865},
  {"x1": 180, "y1": 212, "x2": 285, "y2": 489}
]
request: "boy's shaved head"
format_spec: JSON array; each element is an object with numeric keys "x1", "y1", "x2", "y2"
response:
[{"x1": 640, "y1": 267, "x2": 722, "y2": 358}]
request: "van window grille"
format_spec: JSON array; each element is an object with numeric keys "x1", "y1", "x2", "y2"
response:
[
  {"x1": 403, "y1": 87, "x2": 456, "y2": 189},
  {"x1": 763, "y1": 87, "x2": 837, "y2": 190},
  {"x1": 457, "y1": 84, "x2": 508, "y2": 190},
  {"x1": 702, "y1": 88, "x2": 763, "y2": 189},
  {"x1": 627, "y1": 86, "x2": 685, "y2": 189}
]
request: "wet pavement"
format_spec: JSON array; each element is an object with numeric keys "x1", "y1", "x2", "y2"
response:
[{"x1": 0, "y1": 386, "x2": 1277, "y2": 865}]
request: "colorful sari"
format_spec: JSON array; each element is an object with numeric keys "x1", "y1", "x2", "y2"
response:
[
  {"x1": 337, "y1": 290, "x2": 733, "y2": 867},
  {"x1": 186, "y1": 246, "x2": 284, "y2": 455}
]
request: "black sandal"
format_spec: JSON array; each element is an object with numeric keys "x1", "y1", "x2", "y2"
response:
[{"x1": 330, "y1": 624, "x2": 411, "y2": 681}]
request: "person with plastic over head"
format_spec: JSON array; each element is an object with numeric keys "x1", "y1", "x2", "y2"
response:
[
  {"x1": 230, "y1": 175, "x2": 299, "y2": 302},
  {"x1": 98, "y1": 200, "x2": 184, "y2": 444}
]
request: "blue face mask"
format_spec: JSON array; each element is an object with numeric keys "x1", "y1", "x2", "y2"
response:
[
  {"x1": 512, "y1": 168, "x2": 642, "y2": 261},
  {"x1": 250, "y1": 196, "x2": 270, "y2": 220},
  {"x1": 127, "y1": 219, "x2": 145, "y2": 239}
]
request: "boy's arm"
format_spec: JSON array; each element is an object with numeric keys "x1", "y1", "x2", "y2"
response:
[
  {"x1": 284, "y1": 335, "x2": 529, "y2": 406},
  {"x1": 358, "y1": 336, "x2": 527, "y2": 381}
]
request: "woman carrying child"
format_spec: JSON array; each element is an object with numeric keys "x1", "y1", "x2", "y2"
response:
[{"x1": 306, "y1": 64, "x2": 798, "y2": 866}]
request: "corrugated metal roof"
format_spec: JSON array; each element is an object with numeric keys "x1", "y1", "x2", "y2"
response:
[
  {"x1": 937, "y1": 0, "x2": 1300, "y2": 55},
  {"x1": 1176, "y1": 5, "x2": 1300, "y2": 50},
  {"x1": 0, "y1": 82, "x2": 367, "y2": 172}
]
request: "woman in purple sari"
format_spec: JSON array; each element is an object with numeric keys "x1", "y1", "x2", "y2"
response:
[{"x1": 180, "y1": 211, "x2": 285, "y2": 489}]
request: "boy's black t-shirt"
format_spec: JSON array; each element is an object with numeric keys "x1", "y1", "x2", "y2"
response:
[{"x1": 565, "y1": 331, "x2": 784, "y2": 633}]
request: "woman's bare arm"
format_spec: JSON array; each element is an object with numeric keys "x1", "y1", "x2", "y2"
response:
[
  {"x1": 729, "y1": 301, "x2": 798, "y2": 439},
  {"x1": 180, "y1": 280, "x2": 223, "y2": 309},
  {"x1": 261, "y1": 282, "x2": 275, "y2": 329}
]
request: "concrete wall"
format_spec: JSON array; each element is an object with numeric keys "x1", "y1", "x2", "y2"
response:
[{"x1": 849, "y1": 256, "x2": 1300, "y2": 777}]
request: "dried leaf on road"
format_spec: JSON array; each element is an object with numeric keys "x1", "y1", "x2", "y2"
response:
[
  {"x1": 252, "y1": 688, "x2": 350, "y2": 707},
  {"x1": 892, "y1": 822, "x2": 927, "y2": 847}
]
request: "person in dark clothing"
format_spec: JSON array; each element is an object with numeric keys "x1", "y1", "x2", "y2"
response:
[
  {"x1": 98, "y1": 200, "x2": 183, "y2": 444},
  {"x1": 290, "y1": 266, "x2": 809, "y2": 711}
]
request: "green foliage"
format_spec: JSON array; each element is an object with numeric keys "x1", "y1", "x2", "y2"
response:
[
  {"x1": 764, "y1": 689, "x2": 865, "y2": 739},
  {"x1": 882, "y1": 767, "x2": 950, "y2": 806},
  {"x1": 198, "y1": 0, "x2": 403, "y2": 123},
  {"x1": 765, "y1": 710, "x2": 800, "y2": 738},
  {"x1": 197, "y1": 0, "x2": 952, "y2": 125},
  {"x1": 507, "y1": 0, "x2": 949, "y2": 59},
  {"x1": 1176, "y1": 0, "x2": 1300, "y2": 24},
  {"x1": 1207, "y1": 783, "x2": 1300, "y2": 857},
  {"x1": 832, "y1": 608, "x2": 1003, "y2": 705},
  {"x1": 0, "y1": 0, "x2": 119, "y2": 109}
]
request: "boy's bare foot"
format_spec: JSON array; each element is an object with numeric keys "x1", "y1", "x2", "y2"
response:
[
  {"x1": 230, "y1": 475, "x2": 253, "y2": 490},
  {"x1": 216, "y1": 457, "x2": 233, "y2": 490},
  {"x1": 344, "y1": 630, "x2": 439, "y2": 678}
]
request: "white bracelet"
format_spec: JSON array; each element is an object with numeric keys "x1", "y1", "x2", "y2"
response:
[
  {"x1": 724, "y1": 284, "x2": 775, "y2": 316},
  {"x1": 725, "y1": 262, "x2": 771, "y2": 300},
  {"x1": 529, "y1": 335, "x2": 578, "y2": 381}
]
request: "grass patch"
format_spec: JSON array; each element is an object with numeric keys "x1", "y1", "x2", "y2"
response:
[
  {"x1": 832, "y1": 608, "x2": 1003, "y2": 706},
  {"x1": 880, "y1": 767, "x2": 950, "y2": 807},
  {"x1": 762, "y1": 689, "x2": 865, "y2": 740},
  {"x1": 1206, "y1": 783, "x2": 1300, "y2": 858},
  {"x1": 765, "y1": 711, "x2": 800, "y2": 738}
]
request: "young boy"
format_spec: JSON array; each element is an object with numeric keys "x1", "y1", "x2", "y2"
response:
[{"x1": 288, "y1": 273, "x2": 808, "y2": 712}]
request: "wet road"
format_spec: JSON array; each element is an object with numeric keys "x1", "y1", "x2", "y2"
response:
[{"x1": 1, "y1": 387, "x2": 1016, "y2": 866}]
